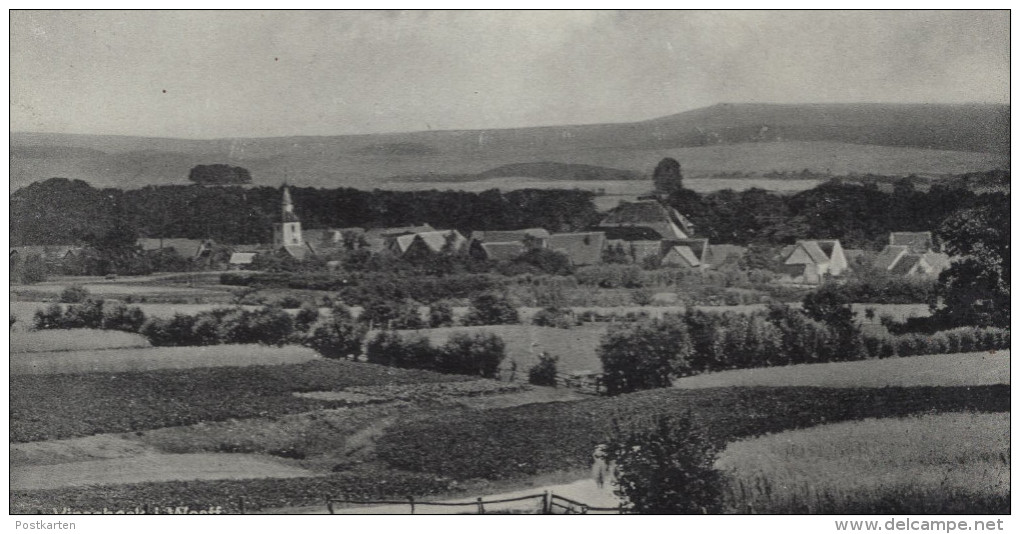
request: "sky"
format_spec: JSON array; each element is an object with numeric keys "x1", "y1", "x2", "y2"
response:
[{"x1": 9, "y1": 10, "x2": 1011, "y2": 139}]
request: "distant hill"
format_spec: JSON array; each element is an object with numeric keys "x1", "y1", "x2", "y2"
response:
[
  {"x1": 10, "y1": 103, "x2": 1009, "y2": 191},
  {"x1": 391, "y1": 162, "x2": 643, "y2": 183}
]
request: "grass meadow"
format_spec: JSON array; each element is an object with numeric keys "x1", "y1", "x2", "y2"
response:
[
  {"x1": 718, "y1": 412, "x2": 1010, "y2": 514},
  {"x1": 674, "y1": 351, "x2": 1009, "y2": 389},
  {"x1": 11, "y1": 329, "x2": 151, "y2": 353},
  {"x1": 11, "y1": 344, "x2": 322, "y2": 376}
]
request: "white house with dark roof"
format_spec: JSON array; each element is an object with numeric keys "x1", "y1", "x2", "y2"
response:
[{"x1": 780, "y1": 239, "x2": 848, "y2": 284}]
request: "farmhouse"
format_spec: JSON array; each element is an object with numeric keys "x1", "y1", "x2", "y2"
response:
[
  {"x1": 873, "y1": 231, "x2": 951, "y2": 277},
  {"x1": 780, "y1": 239, "x2": 848, "y2": 284},
  {"x1": 546, "y1": 232, "x2": 606, "y2": 266},
  {"x1": 597, "y1": 197, "x2": 694, "y2": 240},
  {"x1": 389, "y1": 229, "x2": 468, "y2": 256}
]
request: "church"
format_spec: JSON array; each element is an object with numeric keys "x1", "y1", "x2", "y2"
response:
[{"x1": 272, "y1": 186, "x2": 316, "y2": 260}]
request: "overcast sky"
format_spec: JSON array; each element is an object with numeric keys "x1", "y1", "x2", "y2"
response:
[{"x1": 10, "y1": 10, "x2": 1010, "y2": 139}]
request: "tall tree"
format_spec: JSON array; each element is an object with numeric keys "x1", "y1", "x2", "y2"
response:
[
  {"x1": 932, "y1": 196, "x2": 1009, "y2": 327},
  {"x1": 652, "y1": 157, "x2": 684, "y2": 196}
]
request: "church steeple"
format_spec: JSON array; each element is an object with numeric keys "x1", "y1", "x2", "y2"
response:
[{"x1": 273, "y1": 185, "x2": 303, "y2": 247}]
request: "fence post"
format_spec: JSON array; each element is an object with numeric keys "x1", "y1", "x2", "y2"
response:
[
  {"x1": 326, "y1": 499, "x2": 334, "y2": 515},
  {"x1": 408, "y1": 496, "x2": 415, "y2": 515},
  {"x1": 542, "y1": 491, "x2": 550, "y2": 514},
  {"x1": 238, "y1": 497, "x2": 245, "y2": 515},
  {"x1": 476, "y1": 497, "x2": 485, "y2": 514},
  {"x1": 143, "y1": 503, "x2": 150, "y2": 515}
]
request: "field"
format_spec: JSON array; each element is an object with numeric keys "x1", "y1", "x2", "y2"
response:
[
  {"x1": 11, "y1": 453, "x2": 316, "y2": 491},
  {"x1": 717, "y1": 412, "x2": 1010, "y2": 514},
  {"x1": 11, "y1": 329, "x2": 151, "y2": 353},
  {"x1": 11, "y1": 344, "x2": 321, "y2": 376},
  {"x1": 391, "y1": 324, "x2": 609, "y2": 374},
  {"x1": 674, "y1": 351, "x2": 1009, "y2": 389},
  {"x1": 10, "y1": 359, "x2": 476, "y2": 442}
]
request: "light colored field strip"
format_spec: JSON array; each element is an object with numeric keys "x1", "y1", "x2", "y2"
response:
[
  {"x1": 10, "y1": 453, "x2": 315, "y2": 491},
  {"x1": 674, "y1": 351, "x2": 1009, "y2": 389},
  {"x1": 11, "y1": 344, "x2": 321, "y2": 375}
]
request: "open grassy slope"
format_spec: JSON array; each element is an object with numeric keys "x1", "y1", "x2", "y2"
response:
[{"x1": 11, "y1": 103, "x2": 1008, "y2": 191}]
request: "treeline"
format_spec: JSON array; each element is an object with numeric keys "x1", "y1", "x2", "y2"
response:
[
  {"x1": 668, "y1": 172, "x2": 1007, "y2": 248},
  {"x1": 10, "y1": 179, "x2": 600, "y2": 246},
  {"x1": 598, "y1": 306, "x2": 1010, "y2": 395}
]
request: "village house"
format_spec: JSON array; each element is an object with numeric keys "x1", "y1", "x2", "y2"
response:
[
  {"x1": 780, "y1": 239, "x2": 848, "y2": 284},
  {"x1": 546, "y1": 232, "x2": 606, "y2": 266},
  {"x1": 872, "y1": 231, "x2": 951, "y2": 277},
  {"x1": 596, "y1": 197, "x2": 695, "y2": 241}
]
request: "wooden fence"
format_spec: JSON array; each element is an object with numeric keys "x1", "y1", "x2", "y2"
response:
[{"x1": 326, "y1": 491, "x2": 625, "y2": 514}]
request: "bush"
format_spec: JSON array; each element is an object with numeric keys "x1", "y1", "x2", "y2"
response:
[
  {"x1": 246, "y1": 306, "x2": 295, "y2": 346},
  {"x1": 463, "y1": 292, "x2": 519, "y2": 326},
  {"x1": 61, "y1": 299, "x2": 107, "y2": 329},
  {"x1": 59, "y1": 285, "x2": 90, "y2": 304},
  {"x1": 528, "y1": 352, "x2": 559, "y2": 387},
  {"x1": 305, "y1": 310, "x2": 368, "y2": 359},
  {"x1": 531, "y1": 307, "x2": 575, "y2": 329},
  {"x1": 360, "y1": 298, "x2": 424, "y2": 330},
  {"x1": 600, "y1": 414, "x2": 723, "y2": 514},
  {"x1": 598, "y1": 315, "x2": 693, "y2": 395},
  {"x1": 436, "y1": 332, "x2": 506, "y2": 378},
  {"x1": 365, "y1": 331, "x2": 438, "y2": 370},
  {"x1": 428, "y1": 301, "x2": 455, "y2": 328},
  {"x1": 272, "y1": 295, "x2": 305, "y2": 309},
  {"x1": 101, "y1": 302, "x2": 147, "y2": 333},
  {"x1": 630, "y1": 287, "x2": 655, "y2": 306},
  {"x1": 294, "y1": 305, "x2": 320, "y2": 333},
  {"x1": 33, "y1": 304, "x2": 65, "y2": 330}
]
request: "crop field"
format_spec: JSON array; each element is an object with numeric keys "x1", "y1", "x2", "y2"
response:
[
  {"x1": 11, "y1": 329, "x2": 151, "y2": 353},
  {"x1": 674, "y1": 351, "x2": 1010, "y2": 389},
  {"x1": 11, "y1": 344, "x2": 322, "y2": 376},
  {"x1": 391, "y1": 324, "x2": 609, "y2": 374},
  {"x1": 374, "y1": 384, "x2": 1009, "y2": 482},
  {"x1": 11, "y1": 453, "x2": 316, "y2": 491},
  {"x1": 10, "y1": 282, "x2": 227, "y2": 298},
  {"x1": 717, "y1": 412, "x2": 1010, "y2": 514},
  {"x1": 10, "y1": 360, "x2": 476, "y2": 442}
]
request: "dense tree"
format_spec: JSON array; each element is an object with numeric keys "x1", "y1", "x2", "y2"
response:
[
  {"x1": 598, "y1": 316, "x2": 693, "y2": 395},
  {"x1": 463, "y1": 292, "x2": 520, "y2": 326},
  {"x1": 187, "y1": 164, "x2": 252, "y2": 185},
  {"x1": 932, "y1": 197, "x2": 1009, "y2": 328},
  {"x1": 652, "y1": 157, "x2": 684, "y2": 196},
  {"x1": 600, "y1": 414, "x2": 723, "y2": 514}
]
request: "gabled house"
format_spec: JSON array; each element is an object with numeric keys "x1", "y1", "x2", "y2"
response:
[
  {"x1": 475, "y1": 241, "x2": 528, "y2": 261},
  {"x1": 137, "y1": 238, "x2": 214, "y2": 261},
  {"x1": 227, "y1": 252, "x2": 258, "y2": 270},
  {"x1": 597, "y1": 198, "x2": 693, "y2": 240},
  {"x1": 546, "y1": 232, "x2": 606, "y2": 266},
  {"x1": 470, "y1": 228, "x2": 550, "y2": 243},
  {"x1": 389, "y1": 230, "x2": 467, "y2": 256},
  {"x1": 780, "y1": 239, "x2": 848, "y2": 284},
  {"x1": 661, "y1": 238, "x2": 709, "y2": 268},
  {"x1": 873, "y1": 231, "x2": 950, "y2": 277}
]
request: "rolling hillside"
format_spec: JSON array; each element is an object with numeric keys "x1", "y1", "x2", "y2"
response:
[{"x1": 10, "y1": 103, "x2": 1009, "y2": 191}]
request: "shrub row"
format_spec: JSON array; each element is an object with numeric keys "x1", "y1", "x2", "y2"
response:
[
  {"x1": 140, "y1": 307, "x2": 297, "y2": 347},
  {"x1": 599, "y1": 305, "x2": 1011, "y2": 395},
  {"x1": 33, "y1": 300, "x2": 146, "y2": 333},
  {"x1": 366, "y1": 331, "x2": 506, "y2": 379}
]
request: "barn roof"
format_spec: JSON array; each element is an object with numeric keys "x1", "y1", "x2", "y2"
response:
[
  {"x1": 480, "y1": 241, "x2": 527, "y2": 261},
  {"x1": 873, "y1": 245, "x2": 909, "y2": 271},
  {"x1": 546, "y1": 232, "x2": 606, "y2": 266},
  {"x1": 890, "y1": 232, "x2": 933, "y2": 252},
  {"x1": 137, "y1": 238, "x2": 210, "y2": 259},
  {"x1": 594, "y1": 226, "x2": 665, "y2": 241},
  {"x1": 663, "y1": 238, "x2": 709, "y2": 263},
  {"x1": 471, "y1": 228, "x2": 550, "y2": 242},
  {"x1": 704, "y1": 244, "x2": 746, "y2": 267},
  {"x1": 889, "y1": 253, "x2": 923, "y2": 276},
  {"x1": 922, "y1": 251, "x2": 952, "y2": 272},
  {"x1": 599, "y1": 200, "x2": 691, "y2": 239},
  {"x1": 785, "y1": 240, "x2": 840, "y2": 265},
  {"x1": 663, "y1": 246, "x2": 701, "y2": 267},
  {"x1": 228, "y1": 252, "x2": 257, "y2": 264}
]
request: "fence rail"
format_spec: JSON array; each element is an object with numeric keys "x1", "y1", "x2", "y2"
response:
[{"x1": 326, "y1": 491, "x2": 624, "y2": 514}]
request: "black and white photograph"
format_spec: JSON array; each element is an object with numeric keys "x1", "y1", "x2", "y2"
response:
[{"x1": 8, "y1": 9, "x2": 1010, "y2": 523}]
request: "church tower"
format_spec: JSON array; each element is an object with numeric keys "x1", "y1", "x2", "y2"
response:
[{"x1": 273, "y1": 186, "x2": 303, "y2": 247}]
